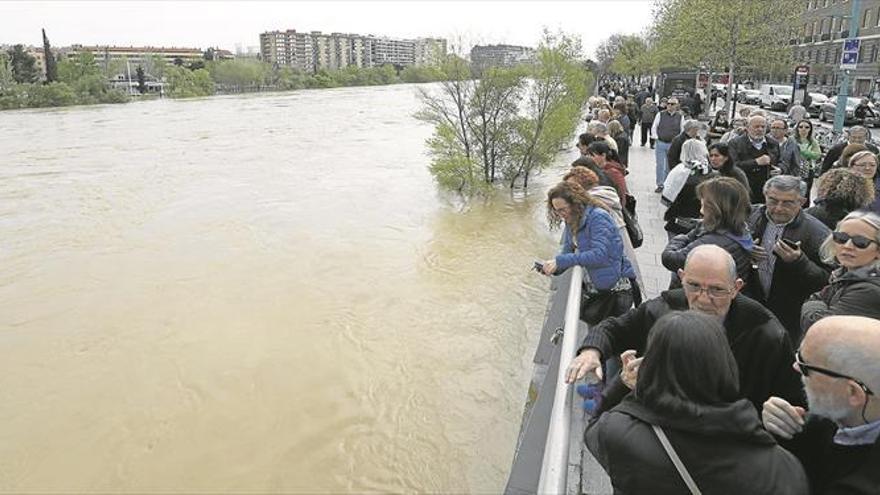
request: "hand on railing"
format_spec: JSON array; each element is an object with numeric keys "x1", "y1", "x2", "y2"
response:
[{"x1": 565, "y1": 348, "x2": 602, "y2": 384}]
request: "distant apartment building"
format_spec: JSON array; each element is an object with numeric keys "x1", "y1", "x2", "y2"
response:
[
  {"x1": 65, "y1": 45, "x2": 206, "y2": 68},
  {"x1": 791, "y1": 0, "x2": 880, "y2": 97},
  {"x1": 259, "y1": 29, "x2": 447, "y2": 73},
  {"x1": 470, "y1": 44, "x2": 536, "y2": 73}
]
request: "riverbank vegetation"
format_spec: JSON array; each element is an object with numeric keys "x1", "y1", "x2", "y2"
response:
[
  {"x1": 416, "y1": 31, "x2": 592, "y2": 192},
  {"x1": 0, "y1": 42, "x2": 453, "y2": 110}
]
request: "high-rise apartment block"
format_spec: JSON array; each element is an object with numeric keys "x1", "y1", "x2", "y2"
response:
[
  {"x1": 259, "y1": 29, "x2": 447, "y2": 73},
  {"x1": 470, "y1": 44, "x2": 536, "y2": 73}
]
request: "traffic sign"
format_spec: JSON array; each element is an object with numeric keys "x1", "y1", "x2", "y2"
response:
[
  {"x1": 841, "y1": 51, "x2": 859, "y2": 69},
  {"x1": 844, "y1": 39, "x2": 861, "y2": 52}
]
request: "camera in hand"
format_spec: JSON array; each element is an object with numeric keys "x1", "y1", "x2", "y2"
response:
[{"x1": 533, "y1": 261, "x2": 544, "y2": 272}]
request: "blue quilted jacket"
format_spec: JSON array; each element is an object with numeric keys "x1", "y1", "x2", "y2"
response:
[{"x1": 556, "y1": 206, "x2": 636, "y2": 290}]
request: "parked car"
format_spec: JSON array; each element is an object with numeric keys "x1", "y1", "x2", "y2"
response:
[
  {"x1": 737, "y1": 89, "x2": 761, "y2": 105},
  {"x1": 759, "y1": 84, "x2": 792, "y2": 110},
  {"x1": 807, "y1": 92, "x2": 829, "y2": 117},
  {"x1": 818, "y1": 96, "x2": 879, "y2": 126}
]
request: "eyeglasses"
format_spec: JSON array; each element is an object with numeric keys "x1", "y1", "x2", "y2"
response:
[
  {"x1": 682, "y1": 281, "x2": 734, "y2": 298},
  {"x1": 798, "y1": 125, "x2": 812, "y2": 129},
  {"x1": 795, "y1": 350, "x2": 874, "y2": 395},
  {"x1": 766, "y1": 197, "x2": 801, "y2": 208},
  {"x1": 832, "y1": 231, "x2": 878, "y2": 249},
  {"x1": 771, "y1": 126, "x2": 787, "y2": 131}
]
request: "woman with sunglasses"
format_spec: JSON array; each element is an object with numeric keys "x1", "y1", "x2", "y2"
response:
[
  {"x1": 794, "y1": 119, "x2": 821, "y2": 202},
  {"x1": 847, "y1": 150, "x2": 880, "y2": 214},
  {"x1": 801, "y1": 210, "x2": 880, "y2": 334}
]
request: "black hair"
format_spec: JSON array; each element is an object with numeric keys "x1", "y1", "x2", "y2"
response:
[
  {"x1": 586, "y1": 140, "x2": 621, "y2": 163},
  {"x1": 577, "y1": 132, "x2": 599, "y2": 148},
  {"x1": 634, "y1": 311, "x2": 740, "y2": 416}
]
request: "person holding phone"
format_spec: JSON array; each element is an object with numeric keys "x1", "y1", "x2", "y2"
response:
[
  {"x1": 748, "y1": 175, "x2": 832, "y2": 344},
  {"x1": 801, "y1": 211, "x2": 880, "y2": 334}
]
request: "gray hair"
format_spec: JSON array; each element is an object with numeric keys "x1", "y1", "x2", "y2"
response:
[
  {"x1": 685, "y1": 245, "x2": 737, "y2": 283},
  {"x1": 748, "y1": 114, "x2": 767, "y2": 126},
  {"x1": 683, "y1": 119, "x2": 702, "y2": 133},
  {"x1": 850, "y1": 125, "x2": 869, "y2": 138},
  {"x1": 587, "y1": 121, "x2": 608, "y2": 135},
  {"x1": 819, "y1": 210, "x2": 880, "y2": 266},
  {"x1": 763, "y1": 175, "x2": 806, "y2": 197}
]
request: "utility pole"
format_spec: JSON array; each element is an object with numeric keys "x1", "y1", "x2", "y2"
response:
[{"x1": 834, "y1": 0, "x2": 862, "y2": 132}]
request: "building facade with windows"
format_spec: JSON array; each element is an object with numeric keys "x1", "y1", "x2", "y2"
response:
[
  {"x1": 470, "y1": 44, "x2": 535, "y2": 74},
  {"x1": 259, "y1": 29, "x2": 447, "y2": 73},
  {"x1": 793, "y1": 0, "x2": 880, "y2": 96}
]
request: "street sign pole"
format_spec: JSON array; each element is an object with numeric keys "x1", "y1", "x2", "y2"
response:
[{"x1": 834, "y1": 0, "x2": 862, "y2": 132}]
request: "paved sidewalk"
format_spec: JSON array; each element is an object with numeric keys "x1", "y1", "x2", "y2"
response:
[{"x1": 625, "y1": 131, "x2": 672, "y2": 298}]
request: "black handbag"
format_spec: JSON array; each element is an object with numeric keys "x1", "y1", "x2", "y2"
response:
[{"x1": 623, "y1": 194, "x2": 644, "y2": 248}]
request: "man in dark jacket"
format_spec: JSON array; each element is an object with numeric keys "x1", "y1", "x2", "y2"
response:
[
  {"x1": 820, "y1": 126, "x2": 879, "y2": 175},
  {"x1": 639, "y1": 98, "x2": 658, "y2": 148},
  {"x1": 762, "y1": 316, "x2": 880, "y2": 495},
  {"x1": 748, "y1": 175, "x2": 832, "y2": 344},
  {"x1": 728, "y1": 115, "x2": 780, "y2": 203},
  {"x1": 566, "y1": 245, "x2": 804, "y2": 413},
  {"x1": 665, "y1": 119, "x2": 703, "y2": 171}
]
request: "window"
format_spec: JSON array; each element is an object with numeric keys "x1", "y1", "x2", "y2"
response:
[
  {"x1": 864, "y1": 8, "x2": 872, "y2": 28},
  {"x1": 832, "y1": 17, "x2": 840, "y2": 32},
  {"x1": 826, "y1": 49, "x2": 832, "y2": 63},
  {"x1": 809, "y1": 0, "x2": 815, "y2": 7},
  {"x1": 871, "y1": 44, "x2": 878, "y2": 62},
  {"x1": 842, "y1": 18, "x2": 849, "y2": 32}
]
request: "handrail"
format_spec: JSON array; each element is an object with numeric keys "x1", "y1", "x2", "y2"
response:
[{"x1": 536, "y1": 265, "x2": 583, "y2": 494}]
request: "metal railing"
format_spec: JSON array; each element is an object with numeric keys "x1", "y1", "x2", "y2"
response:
[{"x1": 536, "y1": 265, "x2": 583, "y2": 494}]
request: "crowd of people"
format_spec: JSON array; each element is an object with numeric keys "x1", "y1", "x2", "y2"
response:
[{"x1": 536, "y1": 88, "x2": 880, "y2": 494}]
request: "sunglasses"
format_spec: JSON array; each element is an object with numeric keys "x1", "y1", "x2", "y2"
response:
[
  {"x1": 832, "y1": 231, "x2": 878, "y2": 249},
  {"x1": 795, "y1": 350, "x2": 874, "y2": 395}
]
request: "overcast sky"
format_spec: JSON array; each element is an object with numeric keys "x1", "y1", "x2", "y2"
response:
[{"x1": 1, "y1": 1, "x2": 655, "y2": 58}]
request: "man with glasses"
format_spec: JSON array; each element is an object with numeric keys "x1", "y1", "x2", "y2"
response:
[
  {"x1": 729, "y1": 115, "x2": 781, "y2": 203},
  {"x1": 748, "y1": 175, "x2": 832, "y2": 344},
  {"x1": 650, "y1": 97, "x2": 684, "y2": 193},
  {"x1": 565, "y1": 245, "x2": 803, "y2": 413},
  {"x1": 820, "y1": 125, "x2": 879, "y2": 176},
  {"x1": 769, "y1": 118, "x2": 802, "y2": 176},
  {"x1": 762, "y1": 316, "x2": 880, "y2": 494}
]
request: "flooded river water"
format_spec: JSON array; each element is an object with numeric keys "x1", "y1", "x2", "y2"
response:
[{"x1": 0, "y1": 84, "x2": 570, "y2": 492}]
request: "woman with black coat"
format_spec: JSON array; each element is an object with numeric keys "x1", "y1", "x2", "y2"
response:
[
  {"x1": 585, "y1": 311, "x2": 808, "y2": 495},
  {"x1": 708, "y1": 142, "x2": 750, "y2": 191},
  {"x1": 805, "y1": 168, "x2": 875, "y2": 230},
  {"x1": 801, "y1": 210, "x2": 880, "y2": 333}
]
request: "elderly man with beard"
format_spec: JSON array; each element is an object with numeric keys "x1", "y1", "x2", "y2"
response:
[
  {"x1": 565, "y1": 244, "x2": 803, "y2": 413},
  {"x1": 763, "y1": 316, "x2": 880, "y2": 494}
]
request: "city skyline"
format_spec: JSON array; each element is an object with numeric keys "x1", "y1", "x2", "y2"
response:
[{"x1": 1, "y1": 0, "x2": 655, "y2": 58}]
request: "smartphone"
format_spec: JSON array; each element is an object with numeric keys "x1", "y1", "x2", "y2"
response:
[
  {"x1": 781, "y1": 238, "x2": 800, "y2": 249},
  {"x1": 533, "y1": 261, "x2": 544, "y2": 272}
]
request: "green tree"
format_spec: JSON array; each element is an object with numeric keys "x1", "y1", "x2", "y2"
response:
[
  {"x1": 651, "y1": 0, "x2": 801, "y2": 116},
  {"x1": 165, "y1": 66, "x2": 214, "y2": 97},
  {"x1": 8, "y1": 45, "x2": 39, "y2": 84},
  {"x1": 467, "y1": 67, "x2": 524, "y2": 182},
  {"x1": 0, "y1": 52, "x2": 14, "y2": 91},
  {"x1": 42, "y1": 28, "x2": 57, "y2": 83},
  {"x1": 609, "y1": 35, "x2": 657, "y2": 79},
  {"x1": 142, "y1": 53, "x2": 166, "y2": 79}
]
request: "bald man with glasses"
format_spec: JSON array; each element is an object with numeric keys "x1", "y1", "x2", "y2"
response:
[{"x1": 763, "y1": 316, "x2": 880, "y2": 494}]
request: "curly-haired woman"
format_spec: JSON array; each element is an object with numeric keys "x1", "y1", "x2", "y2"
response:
[
  {"x1": 541, "y1": 181, "x2": 636, "y2": 322},
  {"x1": 806, "y1": 167, "x2": 876, "y2": 230}
]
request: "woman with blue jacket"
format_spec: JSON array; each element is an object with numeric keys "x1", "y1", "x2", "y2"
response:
[{"x1": 541, "y1": 181, "x2": 636, "y2": 322}]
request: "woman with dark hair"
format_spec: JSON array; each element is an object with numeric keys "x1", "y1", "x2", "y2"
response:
[
  {"x1": 805, "y1": 168, "x2": 876, "y2": 230},
  {"x1": 541, "y1": 181, "x2": 636, "y2": 322},
  {"x1": 661, "y1": 177, "x2": 756, "y2": 292},
  {"x1": 707, "y1": 142, "x2": 749, "y2": 190},
  {"x1": 801, "y1": 210, "x2": 880, "y2": 333},
  {"x1": 587, "y1": 140, "x2": 628, "y2": 207},
  {"x1": 570, "y1": 155, "x2": 613, "y2": 189},
  {"x1": 608, "y1": 119, "x2": 631, "y2": 167},
  {"x1": 794, "y1": 119, "x2": 821, "y2": 202},
  {"x1": 585, "y1": 311, "x2": 808, "y2": 494}
]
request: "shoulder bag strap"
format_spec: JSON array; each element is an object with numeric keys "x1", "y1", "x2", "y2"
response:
[{"x1": 651, "y1": 425, "x2": 702, "y2": 495}]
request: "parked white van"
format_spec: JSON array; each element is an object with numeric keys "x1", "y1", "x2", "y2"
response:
[{"x1": 759, "y1": 84, "x2": 792, "y2": 110}]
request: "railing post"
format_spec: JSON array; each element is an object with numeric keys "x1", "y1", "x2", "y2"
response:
[{"x1": 536, "y1": 265, "x2": 583, "y2": 494}]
